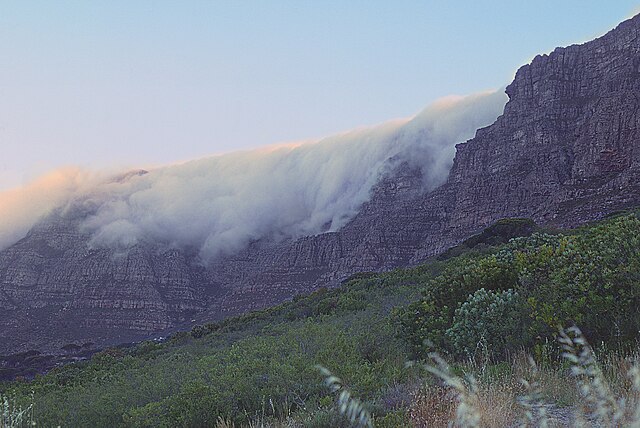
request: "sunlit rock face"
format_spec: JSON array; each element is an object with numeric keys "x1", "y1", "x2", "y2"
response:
[
  {"x1": 446, "y1": 13, "x2": 640, "y2": 233},
  {"x1": 2, "y1": 14, "x2": 640, "y2": 354}
]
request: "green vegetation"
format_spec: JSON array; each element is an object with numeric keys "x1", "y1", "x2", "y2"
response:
[
  {"x1": 397, "y1": 212, "x2": 640, "y2": 360},
  {"x1": 1, "y1": 271, "x2": 427, "y2": 427},
  {"x1": 2, "y1": 212, "x2": 640, "y2": 426}
]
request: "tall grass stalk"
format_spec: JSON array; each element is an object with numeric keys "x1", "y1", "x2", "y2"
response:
[
  {"x1": 518, "y1": 357, "x2": 550, "y2": 428},
  {"x1": 0, "y1": 395, "x2": 33, "y2": 428},
  {"x1": 317, "y1": 365, "x2": 373, "y2": 427},
  {"x1": 425, "y1": 352, "x2": 481, "y2": 427},
  {"x1": 559, "y1": 326, "x2": 640, "y2": 427},
  {"x1": 417, "y1": 327, "x2": 640, "y2": 427}
]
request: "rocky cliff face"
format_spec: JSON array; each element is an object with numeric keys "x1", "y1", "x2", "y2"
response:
[
  {"x1": 450, "y1": 15, "x2": 640, "y2": 230},
  {"x1": 3, "y1": 15, "x2": 640, "y2": 354},
  {"x1": 0, "y1": 212, "x2": 216, "y2": 352}
]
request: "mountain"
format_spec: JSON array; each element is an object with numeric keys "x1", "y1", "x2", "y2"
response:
[
  {"x1": 5, "y1": 208, "x2": 640, "y2": 426},
  {"x1": 2, "y1": 14, "x2": 640, "y2": 354}
]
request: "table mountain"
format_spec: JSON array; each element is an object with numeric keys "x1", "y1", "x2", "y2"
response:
[{"x1": 2, "y1": 14, "x2": 640, "y2": 354}]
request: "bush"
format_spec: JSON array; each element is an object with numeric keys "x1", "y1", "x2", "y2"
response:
[
  {"x1": 445, "y1": 288, "x2": 531, "y2": 357},
  {"x1": 400, "y1": 213, "x2": 640, "y2": 359},
  {"x1": 396, "y1": 253, "x2": 518, "y2": 357}
]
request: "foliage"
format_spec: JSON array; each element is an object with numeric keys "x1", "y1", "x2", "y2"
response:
[
  {"x1": 398, "y1": 213, "x2": 640, "y2": 358},
  {"x1": 396, "y1": 251, "x2": 519, "y2": 356},
  {"x1": 1, "y1": 270, "x2": 421, "y2": 427},
  {"x1": 446, "y1": 288, "x2": 530, "y2": 357}
]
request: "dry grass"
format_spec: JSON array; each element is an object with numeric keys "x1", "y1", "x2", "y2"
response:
[
  {"x1": 215, "y1": 415, "x2": 300, "y2": 428},
  {"x1": 409, "y1": 385, "x2": 456, "y2": 427},
  {"x1": 408, "y1": 328, "x2": 640, "y2": 428},
  {"x1": 474, "y1": 380, "x2": 520, "y2": 427},
  {"x1": 409, "y1": 374, "x2": 519, "y2": 427}
]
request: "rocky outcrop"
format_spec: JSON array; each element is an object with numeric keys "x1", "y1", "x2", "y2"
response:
[
  {"x1": 0, "y1": 213, "x2": 212, "y2": 353},
  {"x1": 2, "y1": 14, "x2": 640, "y2": 353},
  {"x1": 446, "y1": 15, "x2": 640, "y2": 231}
]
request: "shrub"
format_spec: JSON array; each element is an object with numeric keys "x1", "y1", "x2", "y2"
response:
[
  {"x1": 401, "y1": 214, "x2": 640, "y2": 359},
  {"x1": 396, "y1": 253, "x2": 518, "y2": 357},
  {"x1": 446, "y1": 288, "x2": 531, "y2": 358}
]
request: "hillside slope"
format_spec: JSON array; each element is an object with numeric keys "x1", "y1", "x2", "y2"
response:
[{"x1": 3, "y1": 211, "x2": 640, "y2": 426}]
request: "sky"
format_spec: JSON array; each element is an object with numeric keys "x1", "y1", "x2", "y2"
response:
[{"x1": 1, "y1": 1, "x2": 639, "y2": 190}]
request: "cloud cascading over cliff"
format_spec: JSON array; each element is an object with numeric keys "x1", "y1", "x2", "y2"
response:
[{"x1": 0, "y1": 90, "x2": 507, "y2": 259}]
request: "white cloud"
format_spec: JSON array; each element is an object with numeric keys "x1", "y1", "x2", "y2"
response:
[
  {"x1": 0, "y1": 90, "x2": 508, "y2": 259},
  {"x1": 0, "y1": 168, "x2": 104, "y2": 249}
]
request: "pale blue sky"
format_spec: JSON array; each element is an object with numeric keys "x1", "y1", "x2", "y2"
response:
[{"x1": 1, "y1": 1, "x2": 639, "y2": 190}]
